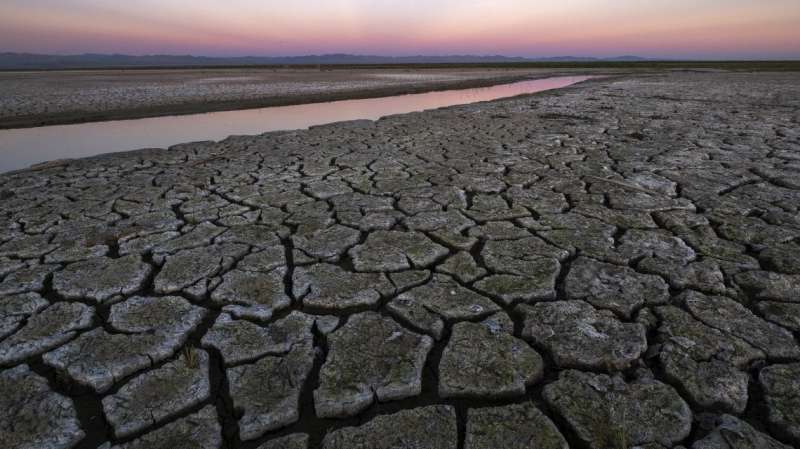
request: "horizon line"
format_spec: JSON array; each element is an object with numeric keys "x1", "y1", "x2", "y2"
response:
[{"x1": 3, "y1": 51, "x2": 800, "y2": 62}]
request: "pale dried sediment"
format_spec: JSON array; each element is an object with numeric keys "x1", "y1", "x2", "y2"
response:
[{"x1": 1, "y1": 72, "x2": 799, "y2": 447}]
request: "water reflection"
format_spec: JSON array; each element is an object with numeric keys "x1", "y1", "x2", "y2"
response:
[{"x1": 0, "y1": 75, "x2": 593, "y2": 172}]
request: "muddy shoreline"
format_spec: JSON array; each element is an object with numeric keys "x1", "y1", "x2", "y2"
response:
[{"x1": 0, "y1": 68, "x2": 611, "y2": 129}]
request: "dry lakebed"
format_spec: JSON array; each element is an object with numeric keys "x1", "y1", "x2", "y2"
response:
[{"x1": 1, "y1": 71, "x2": 800, "y2": 449}]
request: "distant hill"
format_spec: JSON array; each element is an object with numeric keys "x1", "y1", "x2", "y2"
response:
[{"x1": 0, "y1": 52, "x2": 649, "y2": 69}]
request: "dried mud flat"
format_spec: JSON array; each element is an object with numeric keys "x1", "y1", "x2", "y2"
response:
[
  {"x1": 1, "y1": 72, "x2": 800, "y2": 449},
  {"x1": 0, "y1": 68, "x2": 581, "y2": 128}
]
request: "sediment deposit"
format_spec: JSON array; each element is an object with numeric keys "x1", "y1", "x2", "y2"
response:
[{"x1": 0, "y1": 68, "x2": 576, "y2": 128}]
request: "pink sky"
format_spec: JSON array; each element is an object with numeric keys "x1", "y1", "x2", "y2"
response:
[{"x1": 1, "y1": 0, "x2": 799, "y2": 59}]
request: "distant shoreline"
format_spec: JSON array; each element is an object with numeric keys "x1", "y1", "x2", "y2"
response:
[
  {"x1": 0, "y1": 52, "x2": 650, "y2": 71},
  {"x1": 2, "y1": 62, "x2": 798, "y2": 129},
  {"x1": 0, "y1": 70, "x2": 567, "y2": 129},
  {"x1": 1, "y1": 60, "x2": 799, "y2": 73}
]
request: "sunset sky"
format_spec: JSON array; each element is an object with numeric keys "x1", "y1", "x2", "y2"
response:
[{"x1": 1, "y1": 0, "x2": 799, "y2": 59}]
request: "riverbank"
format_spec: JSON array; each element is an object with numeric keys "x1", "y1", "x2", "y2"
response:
[
  {"x1": 1, "y1": 72, "x2": 799, "y2": 449},
  {"x1": 0, "y1": 75, "x2": 598, "y2": 173},
  {"x1": 0, "y1": 67, "x2": 614, "y2": 129}
]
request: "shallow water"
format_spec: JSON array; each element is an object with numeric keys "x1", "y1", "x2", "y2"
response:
[{"x1": 0, "y1": 75, "x2": 593, "y2": 172}]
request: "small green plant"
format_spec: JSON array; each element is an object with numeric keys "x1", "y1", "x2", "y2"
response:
[
  {"x1": 605, "y1": 394, "x2": 628, "y2": 449},
  {"x1": 615, "y1": 425, "x2": 627, "y2": 449},
  {"x1": 183, "y1": 346, "x2": 198, "y2": 369}
]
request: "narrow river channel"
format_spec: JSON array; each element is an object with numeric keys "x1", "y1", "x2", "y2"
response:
[{"x1": 0, "y1": 75, "x2": 594, "y2": 172}]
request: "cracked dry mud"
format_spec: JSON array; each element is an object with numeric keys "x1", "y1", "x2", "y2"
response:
[{"x1": 0, "y1": 72, "x2": 799, "y2": 449}]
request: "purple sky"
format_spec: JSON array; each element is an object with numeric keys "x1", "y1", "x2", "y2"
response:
[{"x1": 2, "y1": 0, "x2": 799, "y2": 59}]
